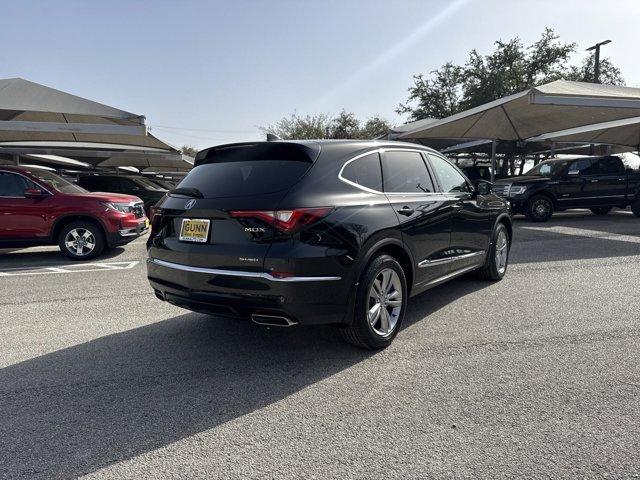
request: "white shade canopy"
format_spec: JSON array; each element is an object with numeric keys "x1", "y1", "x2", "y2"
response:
[
  {"x1": 399, "y1": 80, "x2": 640, "y2": 142},
  {"x1": 0, "y1": 78, "x2": 190, "y2": 172},
  {"x1": 0, "y1": 78, "x2": 173, "y2": 151},
  {"x1": 527, "y1": 116, "x2": 640, "y2": 149}
]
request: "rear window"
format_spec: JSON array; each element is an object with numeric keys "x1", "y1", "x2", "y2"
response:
[{"x1": 178, "y1": 143, "x2": 317, "y2": 198}]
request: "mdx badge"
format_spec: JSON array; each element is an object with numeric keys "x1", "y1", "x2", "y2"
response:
[{"x1": 245, "y1": 227, "x2": 266, "y2": 233}]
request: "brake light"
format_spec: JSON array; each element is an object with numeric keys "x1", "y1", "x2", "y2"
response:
[
  {"x1": 229, "y1": 207, "x2": 332, "y2": 233},
  {"x1": 149, "y1": 206, "x2": 162, "y2": 230}
]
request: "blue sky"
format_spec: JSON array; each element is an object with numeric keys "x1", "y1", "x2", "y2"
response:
[{"x1": 2, "y1": 0, "x2": 639, "y2": 149}]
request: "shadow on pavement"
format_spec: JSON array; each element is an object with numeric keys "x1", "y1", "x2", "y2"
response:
[
  {"x1": 0, "y1": 276, "x2": 489, "y2": 479},
  {"x1": 511, "y1": 211, "x2": 640, "y2": 264}
]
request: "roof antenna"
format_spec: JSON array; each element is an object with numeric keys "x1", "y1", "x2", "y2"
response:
[{"x1": 266, "y1": 133, "x2": 281, "y2": 142}]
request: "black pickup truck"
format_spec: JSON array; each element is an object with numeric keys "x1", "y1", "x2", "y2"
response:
[{"x1": 492, "y1": 155, "x2": 640, "y2": 221}]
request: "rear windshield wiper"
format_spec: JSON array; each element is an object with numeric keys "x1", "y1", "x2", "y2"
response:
[{"x1": 169, "y1": 187, "x2": 204, "y2": 198}]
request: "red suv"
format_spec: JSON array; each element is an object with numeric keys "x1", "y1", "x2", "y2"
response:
[{"x1": 0, "y1": 166, "x2": 149, "y2": 259}]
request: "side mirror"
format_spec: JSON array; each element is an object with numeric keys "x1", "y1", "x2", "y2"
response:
[
  {"x1": 476, "y1": 180, "x2": 492, "y2": 195},
  {"x1": 23, "y1": 188, "x2": 48, "y2": 199}
]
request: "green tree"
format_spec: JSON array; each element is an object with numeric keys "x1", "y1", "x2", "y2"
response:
[
  {"x1": 261, "y1": 111, "x2": 390, "y2": 140},
  {"x1": 396, "y1": 62, "x2": 463, "y2": 120},
  {"x1": 359, "y1": 116, "x2": 392, "y2": 139},
  {"x1": 328, "y1": 110, "x2": 361, "y2": 139},
  {"x1": 181, "y1": 145, "x2": 198, "y2": 157},
  {"x1": 261, "y1": 112, "x2": 330, "y2": 140},
  {"x1": 566, "y1": 56, "x2": 624, "y2": 85},
  {"x1": 397, "y1": 28, "x2": 624, "y2": 122}
]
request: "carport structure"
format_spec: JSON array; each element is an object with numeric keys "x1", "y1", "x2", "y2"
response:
[
  {"x1": 399, "y1": 80, "x2": 640, "y2": 180},
  {"x1": 527, "y1": 115, "x2": 640, "y2": 151},
  {"x1": 0, "y1": 78, "x2": 192, "y2": 174}
]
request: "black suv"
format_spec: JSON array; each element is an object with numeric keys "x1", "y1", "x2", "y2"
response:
[
  {"x1": 147, "y1": 141, "x2": 512, "y2": 349},
  {"x1": 78, "y1": 174, "x2": 167, "y2": 215},
  {"x1": 493, "y1": 155, "x2": 640, "y2": 221}
]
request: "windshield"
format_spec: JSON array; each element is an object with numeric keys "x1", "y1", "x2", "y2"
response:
[
  {"x1": 525, "y1": 160, "x2": 570, "y2": 177},
  {"x1": 27, "y1": 169, "x2": 87, "y2": 194},
  {"x1": 132, "y1": 177, "x2": 168, "y2": 191}
]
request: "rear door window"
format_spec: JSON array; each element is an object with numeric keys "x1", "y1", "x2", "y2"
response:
[
  {"x1": 598, "y1": 157, "x2": 625, "y2": 175},
  {"x1": 341, "y1": 152, "x2": 383, "y2": 191},
  {"x1": 382, "y1": 151, "x2": 435, "y2": 193},
  {"x1": 178, "y1": 143, "x2": 315, "y2": 198}
]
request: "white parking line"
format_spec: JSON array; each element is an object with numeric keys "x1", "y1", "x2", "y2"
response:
[
  {"x1": 0, "y1": 261, "x2": 140, "y2": 277},
  {"x1": 521, "y1": 226, "x2": 640, "y2": 244}
]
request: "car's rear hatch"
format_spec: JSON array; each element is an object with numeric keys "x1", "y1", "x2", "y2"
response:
[{"x1": 148, "y1": 142, "x2": 320, "y2": 271}]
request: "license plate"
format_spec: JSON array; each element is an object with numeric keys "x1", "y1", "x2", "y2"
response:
[{"x1": 179, "y1": 218, "x2": 210, "y2": 243}]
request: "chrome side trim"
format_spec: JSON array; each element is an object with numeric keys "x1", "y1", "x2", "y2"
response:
[
  {"x1": 337, "y1": 147, "x2": 461, "y2": 197},
  {"x1": 557, "y1": 195, "x2": 626, "y2": 201},
  {"x1": 422, "y1": 264, "x2": 480, "y2": 287},
  {"x1": 338, "y1": 150, "x2": 386, "y2": 194},
  {"x1": 418, "y1": 250, "x2": 484, "y2": 268},
  {"x1": 148, "y1": 258, "x2": 341, "y2": 282}
]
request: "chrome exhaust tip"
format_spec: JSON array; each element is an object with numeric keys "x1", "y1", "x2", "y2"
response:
[{"x1": 251, "y1": 314, "x2": 298, "y2": 327}]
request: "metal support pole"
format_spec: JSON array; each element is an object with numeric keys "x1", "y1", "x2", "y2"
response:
[
  {"x1": 490, "y1": 140, "x2": 497, "y2": 183},
  {"x1": 13, "y1": 154, "x2": 19, "y2": 166},
  {"x1": 586, "y1": 40, "x2": 610, "y2": 84}
]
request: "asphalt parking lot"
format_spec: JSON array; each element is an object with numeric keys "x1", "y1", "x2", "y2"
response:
[{"x1": 1, "y1": 210, "x2": 639, "y2": 479}]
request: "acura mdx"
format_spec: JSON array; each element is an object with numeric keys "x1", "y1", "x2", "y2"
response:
[{"x1": 147, "y1": 140, "x2": 512, "y2": 349}]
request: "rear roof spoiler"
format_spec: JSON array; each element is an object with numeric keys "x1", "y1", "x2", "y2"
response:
[{"x1": 194, "y1": 142, "x2": 320, "y2": 167}]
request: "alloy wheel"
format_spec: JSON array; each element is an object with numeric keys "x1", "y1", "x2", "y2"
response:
[
  {"x1": 64, "y1": 228, "x2": 96, "y2": 257},
  {"x1": 495, "y1": 230, "x2": 508, "y2": 274},
  {"x1": 368, "y1": 268, "x2": 403, "y2": 337},
  {"x1": 532, "y1": 199, "x2": 550, "y2": 219}
]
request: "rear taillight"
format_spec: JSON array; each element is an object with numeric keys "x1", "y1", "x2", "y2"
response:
[
  {"x1": 229, "y1": 207, "x2": 332, "y2": 233},
  {"x1": 149, "y1": 206, "x2": 162, "y2": 230}
]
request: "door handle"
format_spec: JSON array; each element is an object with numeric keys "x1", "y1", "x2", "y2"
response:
[
  {"x1": 397, "y1": 206, "x2": 414, "y2": 216},
  {"x1": 589, "y1": 179, "x2": 599, "y2": 183},
  {"x1": 452, "y1": 201, "x2": 464, "y2": 211}
]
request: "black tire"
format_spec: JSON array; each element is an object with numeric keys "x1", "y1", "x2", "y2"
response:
[
  {"x1": 476, "y1": 223, "x2": 510, "y2": 281},
  {"x1": 341, "y1": 254, "x2": 408, "y2": 350},
  {"x1": 631, "y1": 199, "x2": 640, "y2": 217},
  {"x1": 590, "y1": 206, "x2": 612, "y2": 216},
  {"x1": 58, "y1": 221, "x2": 106, "y2": 260},
  {"x1": 525, "y1": 194, "x2": 554, "y2": 222}
]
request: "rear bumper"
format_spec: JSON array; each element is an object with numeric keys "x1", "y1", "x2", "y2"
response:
[{"x1": 146, "y1": 257, "x2": 351, "y2": 325}]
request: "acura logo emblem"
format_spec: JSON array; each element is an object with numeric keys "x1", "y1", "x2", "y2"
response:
[{"x1": 185, "y1": 199, "x2": 196, "y2": 209}]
